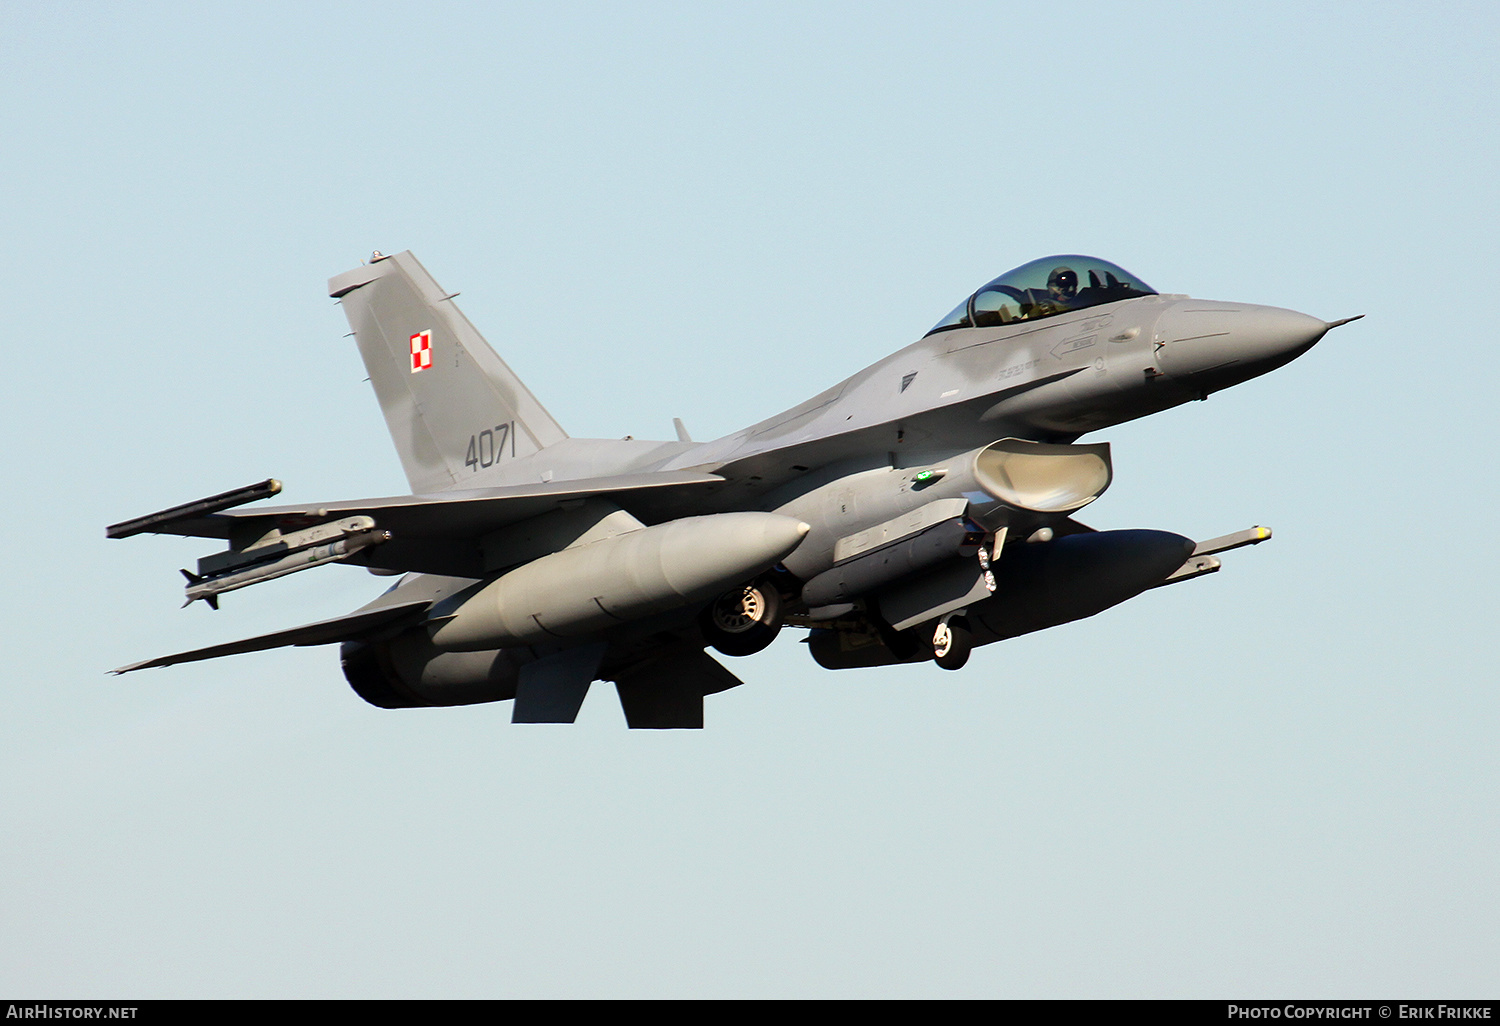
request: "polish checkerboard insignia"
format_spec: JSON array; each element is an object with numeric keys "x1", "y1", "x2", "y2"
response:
[{"x1": 410, "y1": 330, "x2": 433, "y2": 373}]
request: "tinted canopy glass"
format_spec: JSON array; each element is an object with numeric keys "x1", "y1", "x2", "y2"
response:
[{"x1": 927, "y1": 255, "x2": 1156, "y2": 334}]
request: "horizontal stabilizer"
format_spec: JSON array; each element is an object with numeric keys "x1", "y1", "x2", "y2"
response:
[
  {"x1": 112, "y1": 600, "x2": 430, "y2": 674},
  {"x1": 133, "y1": 471, "x2": 726, "y2": 541}
]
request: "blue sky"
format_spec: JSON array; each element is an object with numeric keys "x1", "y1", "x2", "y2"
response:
[{"x1": 2, "y1": 1, "x2": 1497, "y2": 997}]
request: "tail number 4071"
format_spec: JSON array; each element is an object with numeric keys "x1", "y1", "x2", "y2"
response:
[{"x1": 465, "y1": 422, "x2": 515, "y2": 471}]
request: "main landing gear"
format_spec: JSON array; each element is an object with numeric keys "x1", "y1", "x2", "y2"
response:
[{"x1": 701, "y1": 580, "x2": 783, "y2": 657}]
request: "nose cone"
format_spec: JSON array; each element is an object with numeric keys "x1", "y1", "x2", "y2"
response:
[{"x1": 1156, "y1": 300, "x2": 1329, "y2": 381}]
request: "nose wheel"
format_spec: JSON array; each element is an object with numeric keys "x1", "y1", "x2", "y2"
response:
[
  {"x1": 931, "y1": 616, "x2": 973, "y2": 670},
  {"x1": 701, "y1": 581, "x2": 783, "y2": 656}
]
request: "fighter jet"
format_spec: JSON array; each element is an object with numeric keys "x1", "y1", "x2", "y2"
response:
[{"x1": 108, "y1": 251, "x2": 1357, "y2": 727}]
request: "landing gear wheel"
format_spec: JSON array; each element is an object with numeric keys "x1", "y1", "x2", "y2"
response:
[
  {"x1": 702, "y1": 581, "x2": 783, "y2": 657},
  {"x1": 932, "y1": 616, "x2": 973, "y2": 671}
]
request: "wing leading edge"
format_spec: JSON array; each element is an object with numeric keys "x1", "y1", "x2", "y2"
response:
[{"x1": 117, "y1": 470, "x2": 727, "y2": 541}]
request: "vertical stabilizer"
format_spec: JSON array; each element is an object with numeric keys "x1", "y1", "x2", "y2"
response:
[{"x1": 328, "y1": 251, "x2": 567, "y2": 493}]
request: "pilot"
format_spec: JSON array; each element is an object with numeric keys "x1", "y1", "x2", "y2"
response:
[{"x1": 1045, "y1": 266, "x2": 1080, "y2": 309}]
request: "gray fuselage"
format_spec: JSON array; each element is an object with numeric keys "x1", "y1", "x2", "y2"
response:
[{"x1": 465, "y1": 292, "x2": 1329, "y2": 579}]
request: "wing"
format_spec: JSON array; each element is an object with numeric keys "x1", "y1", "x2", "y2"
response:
[
  {"x1": 108, "y1": 470, "x2": 729, "y2": 583},
  {"x1": 127, "y1": 470, "x2": 726, "y2": 541}
]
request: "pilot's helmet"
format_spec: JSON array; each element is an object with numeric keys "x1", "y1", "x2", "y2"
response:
[{"x1": 1047, "y1": 266, "x2": 1078, "y2": 299}]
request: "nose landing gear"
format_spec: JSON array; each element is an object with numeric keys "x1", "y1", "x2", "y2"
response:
[{"x1": 931, "y1": 615, "x2": 973, "y2": 670}]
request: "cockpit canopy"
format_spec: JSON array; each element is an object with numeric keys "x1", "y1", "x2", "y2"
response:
[{"x1": 927, "y1": 255, "x2": 1156, "y2": 335}]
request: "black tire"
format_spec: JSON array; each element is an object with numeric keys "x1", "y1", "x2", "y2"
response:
[
  {"x1": 932, "y1": 616, "x2": 973, "y2": 671},
  {"x1": 701, "y1": 581, "x2": 783, "y2": 657}
]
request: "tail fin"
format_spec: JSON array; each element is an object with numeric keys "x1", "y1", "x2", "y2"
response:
[{"x1": 328, "y1": 251, "x2": 567, "y2": 493}]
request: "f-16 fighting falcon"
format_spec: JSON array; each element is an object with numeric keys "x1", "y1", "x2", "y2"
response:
[{"x1": 109, "y1": 252, "x2": 1359, "y2": 727}]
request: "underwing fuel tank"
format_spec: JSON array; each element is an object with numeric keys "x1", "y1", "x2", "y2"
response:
[
  {"x1": 967, "y1": 529, "x2": 1194, "y2": 642},
  {"x1": 427, "y1": 512, "x2": 810, "y2": 650},
  {"x1": 808, "y1": 529, "x2": 1194, "y2": 669}
]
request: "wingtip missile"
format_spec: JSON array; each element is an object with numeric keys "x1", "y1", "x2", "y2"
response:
[{"x1": 107, "y1": 479, "x2": 282, "y2": 539}]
